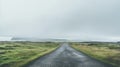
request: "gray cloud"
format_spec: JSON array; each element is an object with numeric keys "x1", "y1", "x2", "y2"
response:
[{"x1": 0, "y1": 0, "x2": 120, "y2": 41}]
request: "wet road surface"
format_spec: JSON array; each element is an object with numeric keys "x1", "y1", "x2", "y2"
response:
[{"x1": 27, "y1": 43, "x2": 113, "y2": 67}]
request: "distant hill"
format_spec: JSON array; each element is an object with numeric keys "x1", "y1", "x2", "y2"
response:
[
  {"x1": 0, "y1": 37, "x2": 12, "y2": 41},
  {"x1": 11, "y1": 37, "x2": 68, "y2": 42}
]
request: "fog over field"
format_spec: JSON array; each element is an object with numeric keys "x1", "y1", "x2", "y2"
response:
[{"x1": 0, "y1": 0, "x2": 120, "y2": 41}]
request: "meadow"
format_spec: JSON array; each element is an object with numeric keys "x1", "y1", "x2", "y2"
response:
[
  {"x1": 0, "y1": 41, "x2": 59, "y2": 67},
  {"x1": 71, "y1": 42, "x2": 120, "y2": 67}
]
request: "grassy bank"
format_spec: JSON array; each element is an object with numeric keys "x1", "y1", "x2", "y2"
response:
[
  {"x1": 71, "y1": 43, "x2": 120, "y2": 67},
  {"x1": 0, "y1": 42, "x2": 59, "y2": 67}
]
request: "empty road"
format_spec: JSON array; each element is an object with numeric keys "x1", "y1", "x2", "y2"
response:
[{"x1": 27, "y1": 43, "x2": 113, "y2": 67}]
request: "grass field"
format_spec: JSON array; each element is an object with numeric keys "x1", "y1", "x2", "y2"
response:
[
  {"x1": 71, "y1": 42, "x2": 120, "y2": 67},
  {"x1": 0, "y1": 41, "x2": 59, "y2": 67}
]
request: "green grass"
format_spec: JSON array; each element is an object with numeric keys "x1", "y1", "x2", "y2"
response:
[
  {"x1": 71, "y1": 43, "x2": 120, "y2": 67},
  {"x1": 0, "y1": 42, "x2": 59, "y2": 67}
]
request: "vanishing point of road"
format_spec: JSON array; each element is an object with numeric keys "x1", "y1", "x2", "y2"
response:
[{"x1": 27, "y1": 43, "x2": 113, "y2": 67}]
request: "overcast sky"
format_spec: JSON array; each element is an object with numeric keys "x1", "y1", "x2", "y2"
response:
[{"x1": 0, "y1": 0, "x2": 120, "y2": 41}]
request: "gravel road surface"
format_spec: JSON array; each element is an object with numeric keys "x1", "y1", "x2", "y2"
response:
[{"x1": 27, "y1": 43, "x2": 113, "y2": 67}]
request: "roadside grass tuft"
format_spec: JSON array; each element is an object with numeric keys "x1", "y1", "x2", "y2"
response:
[
  {"x1": 71, "y1": 43, "x2": 120, "y2": 67},
  {"x1": 0, "y1": 42, "x2": 59, "y2": 67}
]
